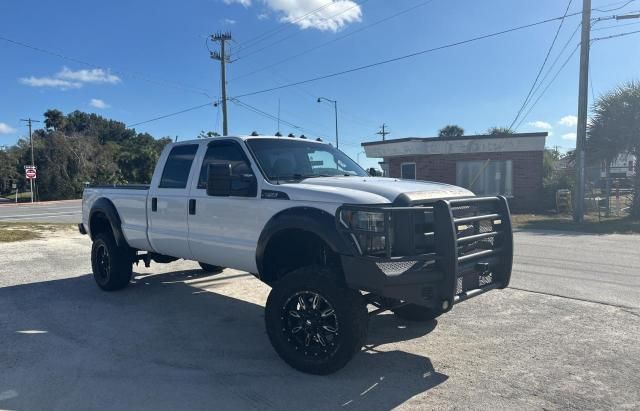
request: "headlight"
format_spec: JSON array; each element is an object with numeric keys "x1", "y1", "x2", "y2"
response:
[
  {"x1": 339, "y1": 210, "x2": 385, "y2": 232},
  {"x1": 339, "y1": 210, "x2": 388, "y2": 255}
]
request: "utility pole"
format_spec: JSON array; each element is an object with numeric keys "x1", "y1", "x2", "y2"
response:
[
  {"x1": 376, "y1": 123, "x2": 390, "y2": 141},
  {"x1": 574, "y1": 0, "x2": 591, "y2": 223},
  {"x1": 210, "y1": 32, "x2": 232, "y2": 136},
  {"x1": 20, "y1": 118, "x2": 40, "y2": 203}
]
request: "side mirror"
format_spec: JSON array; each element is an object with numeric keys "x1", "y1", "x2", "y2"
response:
[
  {"x1": 206, "y1": 163, "x2": 258, "y2": 197},
  {"x1": 207, "y1": 163, "x2": 232, "y2": 196}
]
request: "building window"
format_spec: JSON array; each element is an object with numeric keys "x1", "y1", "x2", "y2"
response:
[
  {"x1": 401, "y1": 162, "x2": 416, "y2": 180},
  {"x1": 456, "y1": 160, "x2": 513, "y2": 196}
]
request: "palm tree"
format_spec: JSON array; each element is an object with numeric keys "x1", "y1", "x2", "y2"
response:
[
  {"x1": 587, "y1": 81, "x2": 640, "y2": 217},
  {"x1": 44, "y1": 109, "x2": 65, "y2": 131},
  {"x1": 487, "y1": 126, "x2": 514, "y2": 135},
  {"x1": 438, "y1": 125, "x2": 464, "y2": 137}
]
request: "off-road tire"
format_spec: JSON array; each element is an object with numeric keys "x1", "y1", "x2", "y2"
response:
[
  {"x1": 265, "y1": 266, "x2": 368, "y2": 375},
  {"x1": 198, "y1": 262, "x2": 224, "y2": 273},
  {"x1": 392, "y1": 304, "x2": 440, "y2": 322},
  {"x1": 91, "y1": 233, "x2": 133, "y2": 291}
]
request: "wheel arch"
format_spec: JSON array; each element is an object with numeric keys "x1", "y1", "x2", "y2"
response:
[
  {"x1": 89, "y1": 198, "x2": 129, "y2": 248},
  {"x1": 256, "y1": 207, "x2": 354, "y2": 284}
]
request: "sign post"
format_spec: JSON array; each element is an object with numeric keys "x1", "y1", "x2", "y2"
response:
[{"x1": 24, "y1": 166, "x2": 37, "y2": 203}]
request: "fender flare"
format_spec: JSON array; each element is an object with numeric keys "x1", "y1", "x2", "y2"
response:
[
  {"x1": 89, "y1": 197, "x2": 129, "y2": 248},
  {"x1": 255, "y1": 206, "x2": 355, "y2": 276}
]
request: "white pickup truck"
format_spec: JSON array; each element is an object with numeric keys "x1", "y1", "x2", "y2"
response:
[{"x1": 80, "y1": 135, "x2": 513, "y2": 375}]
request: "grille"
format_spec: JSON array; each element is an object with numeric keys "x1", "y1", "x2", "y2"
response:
[{"x1": 375, "y1": 261, "x2": 417, "y2": 276}]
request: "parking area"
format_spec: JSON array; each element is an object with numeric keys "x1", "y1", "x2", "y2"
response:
[{"x1": 0, "y1": 229, "x2": 638, "y2": 410}]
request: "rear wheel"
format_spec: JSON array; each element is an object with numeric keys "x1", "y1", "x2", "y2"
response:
[
  {"x1": 265, "y1": 266, "x2": 368, "y2": 375},
  {"x1": 91, "y1": 233, "x2": 133, "y2": 291},
  {"x1": 198, "y1": 262, "x2": 224, "y2": 273},
  {"x1": 392, "y1": 304, "x2": 440, "y2": 322}
]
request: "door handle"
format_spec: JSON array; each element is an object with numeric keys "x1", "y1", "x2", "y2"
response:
[
  {"x1": 151, "y1": 197, "x2": 157, "y2": 212},
  {"x1": 189, "y1": 199, "x2": 196, "y2": 215}
]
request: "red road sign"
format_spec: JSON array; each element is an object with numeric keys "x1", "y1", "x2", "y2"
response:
[{"x1": 25, "y1": 168, "x2": 37, "y2": 179}]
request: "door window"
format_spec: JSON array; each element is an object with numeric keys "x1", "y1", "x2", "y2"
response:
[
  {"x1": 197, "y1": 141, "x2": 254, "y2": 190},
  {"x1": 159, "y1": 144, "x2": 199, "y2": 188}
]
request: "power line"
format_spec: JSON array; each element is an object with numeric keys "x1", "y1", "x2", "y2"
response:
[
  {"x1": 509, "y1": 0, "x2": 574, "y2": 130},
  {"x1": 231, "y1": 0, "x2": 437, "y2": 82},
  {"x1": 231, "y1": 11, "x2": 585, "y2": 100},
  {"x1": 233, "y1": 0, "x2": 371, "y2": 62},
  {"x1": 591, "y1": 27, "x2": 640, "y2": 39},
  {"x1": 127, "y1": 103, "x2": 214, "y2": 127},
  {"x1": 593, "y1": 0, "x2": 636, "y2": 12},
  {"x1": 515, "y1": 44, "x2": 581, "y2": 130},
  {"x1": 591, "y1": 19, "x2": 640, "y2": 29},
  {"x1": 0, "y1": 35, "x2": 213, "y2": 98},
  {"x1": 231, "y1": 98, "x2": 325, "y2": 137}
]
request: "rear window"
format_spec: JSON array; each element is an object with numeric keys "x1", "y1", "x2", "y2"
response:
[{"x1": 159, "y1": 144, "x2": 199, "y2": 188}]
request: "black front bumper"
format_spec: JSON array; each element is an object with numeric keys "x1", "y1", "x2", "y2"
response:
[{"x1": 337, "y1": 196, "x2": 513, "y2": 313}]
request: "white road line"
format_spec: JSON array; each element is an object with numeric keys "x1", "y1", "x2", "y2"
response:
[{"x1": 0, "y1": 211, "x2": 80, "y2": 219}]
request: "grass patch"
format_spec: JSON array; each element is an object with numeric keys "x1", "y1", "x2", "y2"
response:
[
  {"x1": 511, "y1": 213, "x2": 640, "y2": 234},
  {"x1": 0, "y1": 223, "x2": 75, "y2": 243}
]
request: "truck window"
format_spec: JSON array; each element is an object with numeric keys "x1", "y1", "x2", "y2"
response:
[
  {"x1": 197, "y1": 140, "x2": 254, "y2": 189},
  {"x1": 159, "y1": 144, "x2": 199, "y2": 188}
]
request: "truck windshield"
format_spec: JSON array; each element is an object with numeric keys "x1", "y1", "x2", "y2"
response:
[{"x1": 246, "y1": 138, "x2": 368, "y2": 181}]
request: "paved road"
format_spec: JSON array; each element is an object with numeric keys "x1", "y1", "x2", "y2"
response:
[
  {"x1": 0, "y1": 199, "x2": 82, "y2": 224},
  {"x1": 511, "y1": 229, "x2": 640, "y2": 309},
  {"x1": 0, "y1": 229, "x2": 638, "y2": 409}
]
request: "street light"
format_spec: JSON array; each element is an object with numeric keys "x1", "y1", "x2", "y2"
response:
[{"x1": 317, "y1": 97, "x2": 339, "y2": 149}]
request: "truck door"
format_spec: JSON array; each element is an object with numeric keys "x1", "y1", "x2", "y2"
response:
[
  {"x1": 187, "y1": 139, "x2": 260, "y2": 272},
  {"x1": 148, "y1": 143, "x2": 199, "y2": 259}
]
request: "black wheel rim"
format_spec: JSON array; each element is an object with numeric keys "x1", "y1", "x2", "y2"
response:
[
  {"x1": 281, "y1": 291, "x2": 339, "y2": 359},
  {"x1": 95, "y1": 244, "x2": 110, "y2": 283}
]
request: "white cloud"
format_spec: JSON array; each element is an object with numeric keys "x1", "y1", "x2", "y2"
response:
[
  {"x1": 57, "y1": 67, "x2": 120, "y2": 84},
  {"x1": 257, "y1": 12, "x2": 269, "y2": 20},
  {"x1": 0, "y1": 122, "x2": 17, "y2": 134},
  {"x1": 559, "y1": 115, "x2": 578, "y2": 127},
  {"x1": 528, "y1": 121, "x2": 552, "y2": 130},
  {"x1": 20, "y1": 76, "x2": 82, "y2": 89},
  {"x1": 224, "y1": 0, "x2": 251, "y2": 6},
  {"x1": 268, "y1": 0, "x2": 362, "y2": 31},
  {"x1": 224, "y1": 0, "x2": 362, "y2": 31},
  {"x1": 224, "y1": 18, "x2": 236, "y2": 24},
  {"x1": 90, "y1": 98, "x2": 109, "y2": 109},
  {"x1": 562, "y1": 132, "x2": 577, "y2": 141},
  {"x1": 19, "y1": 66, "x2": 120, "y2": 90}
]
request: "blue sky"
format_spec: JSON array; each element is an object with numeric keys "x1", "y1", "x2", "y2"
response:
[{"x1": 1, "y1": 0, "x2": 639, "y2": 169}]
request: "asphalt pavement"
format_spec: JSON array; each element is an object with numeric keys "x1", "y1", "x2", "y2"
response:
[
  {"x1": 0, "y1": 227, "x2": 638, "y2": 409},
  {"x1": 0, "y1": 199, "x2": 82, "y2": 223}
]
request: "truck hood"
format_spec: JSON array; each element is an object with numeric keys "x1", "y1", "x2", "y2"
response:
[{"x1": 279, "y1": 176, "x2": 474, "y2": 204}]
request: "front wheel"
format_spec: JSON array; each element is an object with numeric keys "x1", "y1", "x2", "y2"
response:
[
  {"x1": 91, "y1": 233, "x2": 133, "y2": 291},
  {"x1": 265, "y1": 266, "x2": 368, "y2": 375}
]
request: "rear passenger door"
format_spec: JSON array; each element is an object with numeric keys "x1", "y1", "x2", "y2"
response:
[{"x1": 148, "y1": 144, "x2": 199, "y2": 259}]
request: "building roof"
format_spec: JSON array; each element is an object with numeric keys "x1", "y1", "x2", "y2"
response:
[
  {"x1": 361, "y1": 132, "x2": 548, "y2": 158},
  {"x1": 361, "y1": 132, "x2": 548, "y2": 147}
]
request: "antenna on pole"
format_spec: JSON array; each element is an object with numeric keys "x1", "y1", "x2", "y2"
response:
[{"x1": 376, "y1": 123, "x2": 390, "y2": 141}]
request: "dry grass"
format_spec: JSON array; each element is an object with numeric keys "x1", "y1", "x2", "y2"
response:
[
  {"x1": 511, "y1": 213, "x2": 640, "y2": 234},
  {"x1": 0, "y1": 223, "x2": 75, "y2": 242}
]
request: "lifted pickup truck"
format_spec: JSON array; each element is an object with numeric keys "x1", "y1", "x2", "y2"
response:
[{"x1": 80, "y1": 135, "x2": 513, "y2": 375}]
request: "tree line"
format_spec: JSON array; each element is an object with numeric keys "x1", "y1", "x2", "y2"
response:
[{"x1": 0, "y1": 109, "x2": 173, "y2": 200}]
